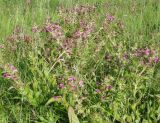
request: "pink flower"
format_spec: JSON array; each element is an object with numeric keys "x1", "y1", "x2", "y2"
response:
[
  {"x1": 2, "y1": 73, "x2": 11, "y2": 79},
  {"x1": 145, "y1": 48, "x2": 150, "y2": 55},
  {"x1": 154, "y1": 57, "x2": 159, "y2": 63},
  {"x1": 58, "y1": 83, "x2": 64, "y2": 89},
  {"x1": 11, "y1": 75, "x2": 18, "y2": 81},
  {"x1": 68, "y1": 81, "x2": 77, "y2": 91},
  {"x1": 43, "y1": 22, "x2": 64, "y2": 40},
  {"x1": 78, "y1": 80, "x2": 84, "y2": 87},
  {"x1": 96, "y1": 82, "x2": 101, "y2": 86},
  {"x1": 95, "y1": 89, "x2": 101, "y2": 94},
  {"x1": 32, "y1": 25, "x2": 39, "y2": 33},
  {"x1": 105, "y1": 85, "x2": 112, "y2": 90},
  {"x1": 123, "y1": 53, "x2": 129, "y2": 59},
  {"x1": 107, "y1": 15, "x2": 115, "y2": 22},
  {"x1": 68, "y1": 76, "x2": 76, "y2": 81},
  {"x1": 9, "y1": 64, "x2": 18, "y2": 73}
]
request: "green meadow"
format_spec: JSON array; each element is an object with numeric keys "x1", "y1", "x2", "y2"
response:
[{"x1": 0, "y1": 0, "x2": 160, "y2": 122}]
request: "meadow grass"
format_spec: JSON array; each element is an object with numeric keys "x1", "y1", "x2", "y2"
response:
[{"x1": 0, "y1": 0, "x2": 160, "y2": 122}]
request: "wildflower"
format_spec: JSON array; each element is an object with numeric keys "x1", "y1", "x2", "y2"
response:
[
  {"x1": 78, "y1": 80, "x2": 84, "y2": 87},
  {"x1": 96, "y1": 82, "x2": 101, "y2": 86},
  {"x1": 68, "y1": 76, "x2": 76, "y2": 81},
  {"x1": 68, "y1": 81, "x2": 77, "y2": 91},
  {"x1": 154, "y1": 57, "x2": 159, "y2": 63},
  {"x1": 32, "y1": 25, "x2": 39, "y2": 33},
  {"x1": 2, "y1": 72, "x2": 11, "y2": 79},
  {"x1": 95, "y1": 89, "x2": 101, "y2": 94},
  {"x1": 11, "y1": 75, "x2": 18, "y2": 81},
  {"x1": 22, "y1": 35, "x2": 32, "y2": 43},
  {"x1": 145, "y1": 48, "x2": 150, "y2": 55},
  {"x1": 123, "y1": 53, "x2": 129, "y2": 60},
  {"x1": 107, "y1": 15, "x2": 115, "y2": 22},
  {"x1": 67, "y1": 76, "x2": 77, "y2": 91},
  {"x1": 71, "y1": 20, "x2": 95, "y2": 40},
  {"x1": 58, "y1": 83, "x2": 65, "y2": 89},
  {"x1": 9, "y1": 64, "x2": 18, "y2": 73},
  {"x1": 133, "y1": 48, "x2": 144, "y2": 57},
  {"x1": 44, "y1": 22, "x2": 64, "y2": 40},
  {"x1": 105, "y1": 85, "x2": 112, "y2": 90}
]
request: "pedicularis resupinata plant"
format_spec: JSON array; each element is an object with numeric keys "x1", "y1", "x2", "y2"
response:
[{"x1": 0, "y1": 0, "x2": 160, "y2": 123}]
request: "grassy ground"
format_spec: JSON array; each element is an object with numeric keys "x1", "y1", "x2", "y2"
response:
[{"x1": 0, "y1": 0, "x2": 160, "y2": 122}]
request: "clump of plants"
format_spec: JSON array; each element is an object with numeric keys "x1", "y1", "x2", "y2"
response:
[{"x1": 0, "y1": 0, "x2": 160, "y2": 122}]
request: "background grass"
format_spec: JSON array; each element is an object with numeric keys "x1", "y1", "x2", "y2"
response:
[{"x1": 0, "y1": 0, "x2": 160, "y2": 122}]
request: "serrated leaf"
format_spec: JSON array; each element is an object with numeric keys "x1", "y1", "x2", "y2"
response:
[{"x1": 68, "y1": 106, "x2": 80, "y2": 123}]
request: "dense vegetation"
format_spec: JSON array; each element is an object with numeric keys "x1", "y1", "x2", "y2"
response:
[{"x1": 0, "y1": 0, "x2": 160, "y2": 122}]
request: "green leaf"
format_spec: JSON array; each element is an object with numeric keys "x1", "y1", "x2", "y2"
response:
[
  {"x1": 45, "y1": 96, "x2": 62, "y2": 106},
  {"x1": 68, "y1": 106, "x2": 80, "y2": 123}
]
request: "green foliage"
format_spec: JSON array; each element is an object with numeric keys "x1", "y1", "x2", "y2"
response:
[
  {"x1": 68, "y1": 106, "x2": 80, "y2": 123},
  {"x1": 0, "y1": 0, "x2": 160, "y2": 122}
]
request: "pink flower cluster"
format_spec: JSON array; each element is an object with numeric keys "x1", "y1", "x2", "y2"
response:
[
  {"x1": 57, "y1": 76, "x2": 84, "y2": 91},
  {"x1": 67, "y1": 76, "x2": 84, "y2": 91},
  {"x1": 133, "y1": 47, "x2": 160, "y2": 65},
  {"x1": 94, "y1": 82, "x2": 113, "y2": 101},
  {"x1": 44, "y1": 22, "x2": 64, "y2": 40},
  {"x1": 134, "y1": 48, "x2": 155, "y2": 57},
  {"x1": 72, "y1": 20, "x2": 95, "y2": 40},
  {"x1": 32, "y1": 25, "x2": 40, "y2": 33},
  {"x1": 2, "y1": 64, "x2": 18, "y2": 81},
  {"x1": 95, "y1": 82, "x2": 112, "y2": 94},
  {"x1": 107, "y1": 15, "x2": 115, "y2": 22}
]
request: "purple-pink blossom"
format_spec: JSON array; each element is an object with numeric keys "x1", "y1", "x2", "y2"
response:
[
  {"x1": 9, "y1": 64, "x2": 18, "y2": 73},
  {"x1": 32, "y1": 25, "x2": 39, "y2": 33},
  {"x1": 105, "y1": 85, "x2": 112, "y2": 90},
  {"x1": 95, "y1": 89, "x2": 101, "y2": 94},
  {"x1": 123, "y1": 53, "x2": 129, "y2": 60},
  {"x1": 11, "y1": 75, "x2": 18, "y2": 81},
  {"x1": 145, "y1": 48, "x2": 150, "y2": 55},
  {"x1": 68, "y1": 76, "x2": 76, "y2": 81},
  {"x1": 44, "y1": 22, "x2": 64, "y2": 40},
  {"x1": 78, "y1": 80, "x2": 84, "y2": 87},
  {"x1": 96, "y1": 82, "x2": 101, "y2": 86},
  {"x1": 107, "y1": 15, "x2": 115, "y2": 22},
  {"x1": 58, "y1": 83, "x2": 65, "y2": 89},
  {"x1": 2, "y1": 73, "x2": 11, "y2": 79},
  {"x1": 154, "y1": 57, "x2": 159, "y2": 63}
]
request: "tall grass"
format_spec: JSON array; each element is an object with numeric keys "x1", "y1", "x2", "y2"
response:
[{"x1": 0, "y1": 0, "x2": 160, "y2": 122}]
